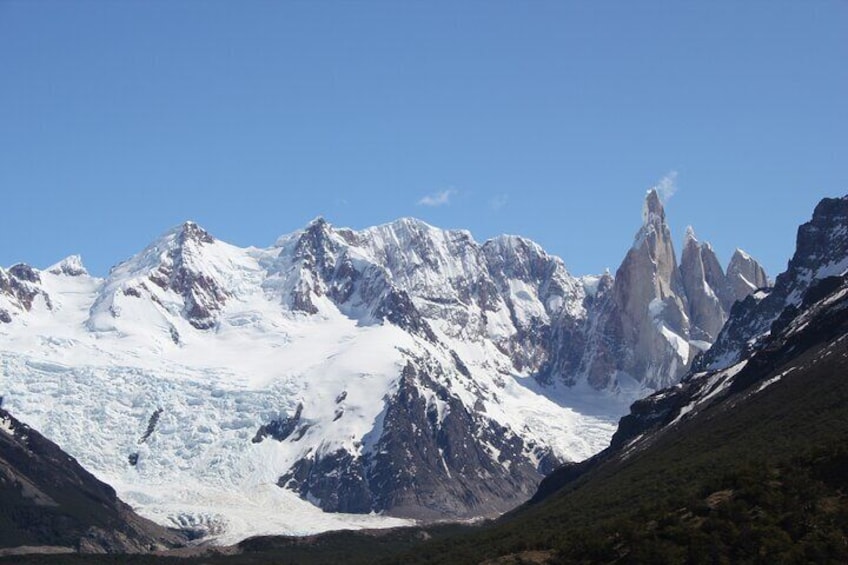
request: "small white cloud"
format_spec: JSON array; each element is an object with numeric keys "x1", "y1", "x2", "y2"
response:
[
  {"x1": 417, "y1": 189, "x2": 455, "y2": 207},
  {"x1": 489, "y1": 194, "x2": 508, "y2": 211},
  {"x1": 651, "y1": 171, "x2": 678, "y2": 203}
]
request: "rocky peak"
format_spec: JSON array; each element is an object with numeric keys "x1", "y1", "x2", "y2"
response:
[
  {"x1": 48, "y1": 254, "x2": 89, "y2": 277},
  {"x1": 679, "y1": 228, "x2": 730, "y2": 342},
  {"x1": 582, "y1": 189, "x2": 691, "y2": 390},
  {"x1": 726, "y1": 249, "x2": 769, "y2": 304},
  {"x1": 293, "y1": 217, "x2": 336, "y2": 267},
  {"x1": 765, "y1": 195, "x2": 848, "y2": 308},
  {"x1": 175, "y1": 221, "x2": 215, "y2": 247},
  {"x1": 0, "y1": 264, "x2": 50, "y2": 322},
  {"x1": 147, "y1": 223, "x2": 228, "y2": 329},
  {"x1": 631, "y1": 190, "x2": 681, "y2": 297},
  {"x1": 699, "y1": 243, "x2": 736, "y2": 311},
  {"x1": 286, "y1": 218, "x2": 345, "y2": 314},
  {"x1": 87, "y1": 221, "x2": 232, "y2": 332},
  {"x1": 641, "y1": 188, "x2": 665, "y2": 228},
  {"x1": 483, "y1": 235, "x2": 556, "y2": 283},
  {"x1": 681, "y1": 226, "x2": 701, "y2": 260},
  {"x1": 8, "y1": 263, "x2": 41, "y2": 283},
  {"x1": 696, "y1": 194, "x2": 848, "y2": 372},
  {"x1": 364, "y1": 218, "x2": 479, "y2": 280},
  {"x1": 780, "y1": 195, "x2": 848, "y2": 303}
]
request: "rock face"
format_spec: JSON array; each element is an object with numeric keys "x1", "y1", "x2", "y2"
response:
[
  {"x1": 0, "y1": 407, "x2": 185, "y2": 553},
  {"x1": 0, "y1": 264, "x2": 51, "y2": 323},
  {"x1": 726, "y1": 248, "x2": 770, "y2": 304},
  {"x1": 680, "y1": 228, "x2": 733, "y2": 342},
  {"x1": 600, "y1": 190, "x2": 691, "y2": 389},
  {"x1": 697, "y1": 195, "x2": 848, "y2": 371},
  {"x1": 580, "y1": 191, "x2": 768, "y2": 390},
  {"x1": 536, "y1": 196, "x2": 848, "y2": 516},
  {"x1": 613, "y1": 270, "x2": 848, "y2": 456},
  {"x1": 278, "y1": 359, "x2": 549, "y2": 519}
]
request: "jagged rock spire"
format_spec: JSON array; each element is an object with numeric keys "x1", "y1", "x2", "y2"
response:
[
  {"x1": 726, "y1": 248, "x2": 769, "y2": 303},
  {"x1": 584, "y1": 189, "x2": 690, "y2": 389},
  {"x1": 680, "y1": 229, "x2": 732, "y2": 342}
]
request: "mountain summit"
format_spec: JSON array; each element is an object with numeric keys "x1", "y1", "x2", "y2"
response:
[
  {"x1": 580, "y1": 190, "x2": 768, "y2": 390},
  {"x1": 0, "y1": 194, "x2": 767, "y2": 541}
]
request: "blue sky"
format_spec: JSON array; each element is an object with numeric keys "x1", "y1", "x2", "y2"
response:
[{"x1": 1, "y1": 1, "x2": 845, "y2": 278}]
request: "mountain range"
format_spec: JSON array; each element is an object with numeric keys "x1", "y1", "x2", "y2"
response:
[
  {"x1": 0, "y1": 190, "x2": 769, "y2": 544},
  {"x1": 3, "y1": 193, "x2": 842, "y2": 563}
]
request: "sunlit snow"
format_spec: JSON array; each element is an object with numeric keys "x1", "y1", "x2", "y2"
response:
[{"x1": 0, "y1": 224, "x2": 634, "y2": 544}]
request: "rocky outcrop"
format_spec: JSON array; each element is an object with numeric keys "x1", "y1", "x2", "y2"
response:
[
  {"x1": 613, "y1": 271, "x2": 848, "y2": 453},
  {"x1": 147, "y1": 222, "x2": 229, "y2": 330},
  {"x1": 579, "y1": 192, "x2": 770, "y2": 390},
  {"x1": 726, "y1": 248, "x2": 769, "y2": 304},
  {"x1": 582, "y1": 190, "x2": 691, "y2": 389},
  {"x1": 0, "y1": 264, "x2": 51, "y2": 323},
  {"x1": 278, "y1": 359, "x2": 552, "y2": 520},
  {"x1": 252, "y1": 404, "x2": 304, "y2": 443},
  {"x1": 680, "y1": 228, "x2": 732, "y2": 342},
  {"x1": 697, "y1": 195, "x2": 848, "y2": 371}
]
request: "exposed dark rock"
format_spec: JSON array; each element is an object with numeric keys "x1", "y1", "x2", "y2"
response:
[
  {"x1": 138, "y1": 408, "x2": 163, "y2": 444},
  {"x1": 697, "y1": 195, "x2": 848, "y2": 371},
  {"x1": 0, "y1": 265, "x2": 50, "y2": 314},
  {"x1": 280, "y1": 360, "x2": 551, "y2": 519},
  {"x1": 450, "y1": 350, "x2": 471, "y2": 378},
  {"x1": 279, "y1": 449, "x2": 373, "y2": 514},
  {"x1": 169, "y1": 326, "x2": 180, "y2": 345},
  {"x1": 252, "y1": 404, "x2": 304, "y2": 444},
  {"x1": 122, "y1": 286, "x2": 141, "y2": 298},
  {"x1": 373, "y1": 289, "x2": 438, "y2": 342},
  {"x1": 8, "y1": 264, "x2": 40, "y2": 283},
  {"x1": 291, "y1": 424, "x2": 311, "y2": 441},
  {"x1": 147, "y1": 222, "x2": 229, "y2": 330}
]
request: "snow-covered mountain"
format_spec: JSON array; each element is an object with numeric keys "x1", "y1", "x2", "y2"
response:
[{"x1": 0, "y1": 192, "x2": 766, "y2": 543}]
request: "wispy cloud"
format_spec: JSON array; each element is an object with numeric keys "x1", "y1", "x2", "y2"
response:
[
  {"x1": 651, "y1": 171, "x2": 678, "y2": 203},
  {"x1": 417, "y1": 189, "x2": 455, "y2": 207},
  {"x1": 489, "y1": 194, "x2": 508, "y2": 211}
]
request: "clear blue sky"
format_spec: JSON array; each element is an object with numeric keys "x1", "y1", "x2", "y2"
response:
[{"x1": 1, "y1": 1, "x2": 845, "y2": 278}]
